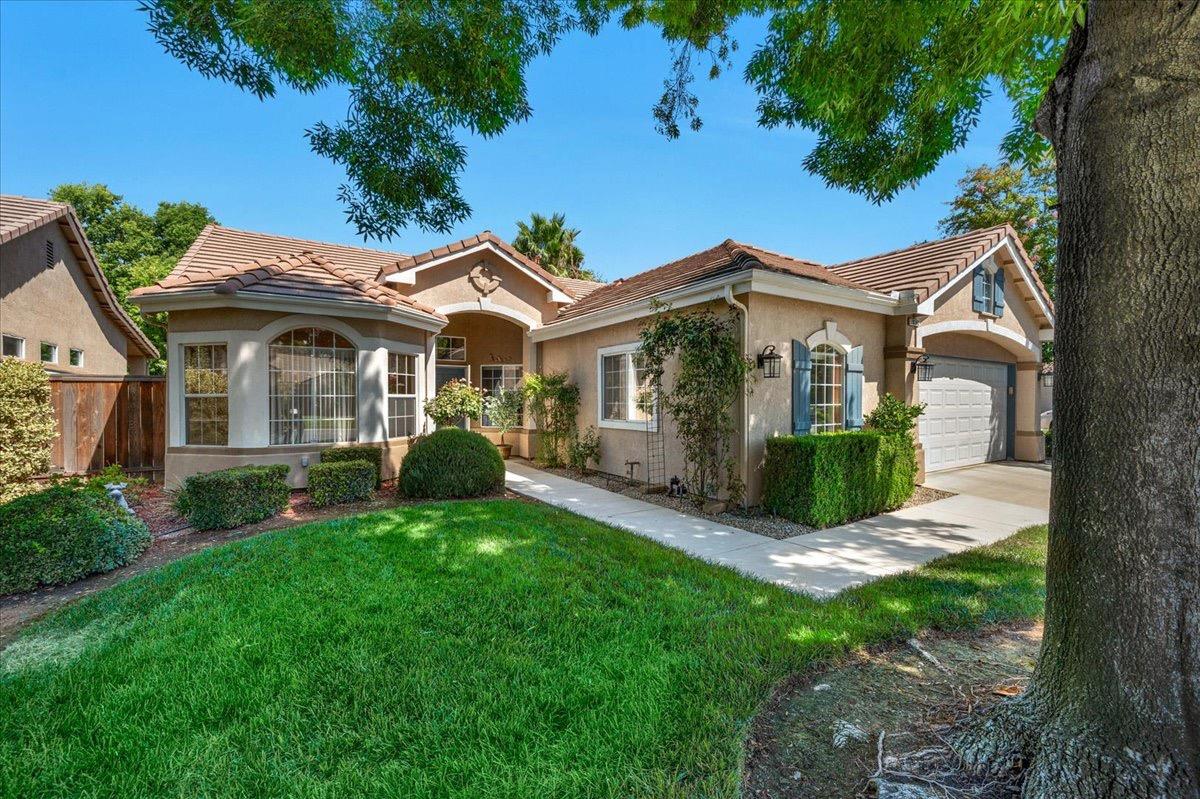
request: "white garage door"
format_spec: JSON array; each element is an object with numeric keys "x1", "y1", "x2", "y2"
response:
[{"x1": 919, "y1": 357, "x2": 1009, "y2": 472}]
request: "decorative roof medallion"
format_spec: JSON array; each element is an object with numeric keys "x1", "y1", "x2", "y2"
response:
[{"x1": 469, "y1": 261, "x2": 502, "y2": 296}]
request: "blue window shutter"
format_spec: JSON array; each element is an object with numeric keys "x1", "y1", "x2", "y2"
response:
[
  {"x1": 993, "y1": 268, "x2": 1006, "y2": 316},
  {"x1": 844, "y1": 346, "x2": 864, "y2": 429},
  {"x1": 792, "y1": 340, "x2": 811, "y2": 435},
  {"x1": 972, "y1": 265, "x2": 987, "y2": 312}
]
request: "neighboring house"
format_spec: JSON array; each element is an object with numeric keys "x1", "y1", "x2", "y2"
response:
[
  {"x1": 131, "y1": 222, "x2": 1053, "y2": 500},
  {"x1": 1, "y1": 195, "x2": 158, "y2": 375}
]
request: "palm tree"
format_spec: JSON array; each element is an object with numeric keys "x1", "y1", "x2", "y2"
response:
[{"x1": 512, "y1": 212, "x2": 597, "y2": 280}]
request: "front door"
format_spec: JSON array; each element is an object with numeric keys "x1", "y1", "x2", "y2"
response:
[{"x1": 435, "y1": 364, "x2": 470, "y2": 429}]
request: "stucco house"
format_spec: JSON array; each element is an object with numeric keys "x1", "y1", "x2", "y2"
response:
[
  {"x1": 1, "y1": 195, "x2": 158, "y2": 374},
  {"x1": 131, "y1": 221, "x2": 1053, "y2": 503}
]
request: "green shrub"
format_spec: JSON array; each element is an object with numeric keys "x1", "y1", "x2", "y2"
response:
[
  {"x1": 321, "y1": 445, "x2": 383, "y2": 487},
  {"x1": 308, "y1": 460, "x2": 376, "y2": 507},
  {"x1": 176, "y1": 464, "x2": 290, "y2": 530},
  {"x1": 761, "y1": 431, "x2": 916, "y2": 527},
  {"x1": 568, "y1": 426, "x2": 601, "y2": 473},
  {"x1": 864, "y1": 393, "x2": 926, "y2": 435},
  {"x1": 0, "y1": 358, "x2": 58, "y2": 504},
  {"x1": 0, "y1": 484, "x2": 151, "y2": 594},
  {"x1": 399, "y1": 428, "x2": 505, "y2": 499}
]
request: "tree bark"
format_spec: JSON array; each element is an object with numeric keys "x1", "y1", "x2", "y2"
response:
[{"x1": 955, "y1": 1, "x2": 1200, "y2": 796}]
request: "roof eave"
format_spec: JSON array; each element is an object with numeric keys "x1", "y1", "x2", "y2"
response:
[{"x1": 131, "y1": 288, "x2": 447, "y2": 332}]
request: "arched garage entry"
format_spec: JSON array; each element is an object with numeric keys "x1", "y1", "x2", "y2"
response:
[{"x1": 916, "y1": 322, "x2": 1040, "y2": 472}]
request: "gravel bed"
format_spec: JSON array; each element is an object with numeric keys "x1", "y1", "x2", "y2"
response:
[{"x1": 535, "y1": 465, "x2": 955, "y2": 541}]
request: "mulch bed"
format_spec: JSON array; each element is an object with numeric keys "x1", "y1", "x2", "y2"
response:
[
  {"x1": 536, "y1": 465, "x2": 955, "y2": 541},
  {"x1": 743, "y1": 622, "x2": 1041, "y2": 798}
]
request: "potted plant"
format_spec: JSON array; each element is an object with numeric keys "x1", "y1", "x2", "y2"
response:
[
  {"x1": 483, "y1": 386, "x2": 524, "y2": 459},
  {"x1": 424, "y1": 379, "x2": 484, "y2": 429}
]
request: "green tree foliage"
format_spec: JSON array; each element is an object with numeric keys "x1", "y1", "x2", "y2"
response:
[
  {"x1": 512, "y1": 212, "x2": 595, "y2": 280},
  {"x1": 521, "y1": 371, "x2": 580, "y2": 467},
  {"x1": 940, "y1": 155, "x2": 1058, "y2": 298},
  {"x1": 49, "y1": 183, "x2": 215, "y2": 373},
  {"x1": 863, "y1": 393, "x2": 926, "y2": 437},
  {"x1": 423, "y1": 378, "x2": 484, "y2": 428},
  {"x1": 142, "y1": 2, "x2": 1078, "y2": 237}
]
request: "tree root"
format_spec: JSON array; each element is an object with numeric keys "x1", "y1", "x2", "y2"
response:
[{"x1": 951, "y1": 693, "x2": 1192, "y2": 798}]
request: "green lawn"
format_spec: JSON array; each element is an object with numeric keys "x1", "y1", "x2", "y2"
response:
[{"x1": 0, "y1": 500, "x2": 1047, "y2": 799}]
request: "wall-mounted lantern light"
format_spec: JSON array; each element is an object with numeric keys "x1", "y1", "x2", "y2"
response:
[
  {"x1": 757, "y1": 345, "x2": 783, "y2": 379},
  {"x1": 912, "y1": 354, "x2": 934, "y2": 382},
  {"x1": 1041, "y1": 372, "x2": 1054, "y2": 388}
]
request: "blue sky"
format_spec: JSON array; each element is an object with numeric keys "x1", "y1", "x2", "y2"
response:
[{"x1": 1, "y1": 2, "x2": 1015, "y2": 281}]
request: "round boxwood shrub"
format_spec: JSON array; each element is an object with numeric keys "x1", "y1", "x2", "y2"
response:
[
  {"x1": 399, "y1": 428, "x2": 505, "y2": 499},
  {"x1": 0, "y1": 484, "x2": 151, "y2": 595}
]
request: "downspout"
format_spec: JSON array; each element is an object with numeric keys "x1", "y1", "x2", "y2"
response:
[{"x1": 722, "y1": 285, "x2": 751, "y2": 507}]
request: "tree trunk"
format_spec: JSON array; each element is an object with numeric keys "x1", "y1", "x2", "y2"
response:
[{"x1": 955, "y1": 2, "x2": 1200, "y2": 796}]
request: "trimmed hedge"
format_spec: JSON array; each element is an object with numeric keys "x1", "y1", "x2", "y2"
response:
[
  {"x1": 308, "y1": 460, "x2": 375, "y2": 507},
  {"x1": 399, "y1": 428, "x2": 505, "y2": 499},
  {"x1": 761, "y1": 430, "x2": 916, "y2": 528},
  {"x1": 321, "y1": 445, "x2": 384, "y2": 488},
  {"x1": 176, "y1": 464, "x2": 290, "y2": 530},
  {"x1": 0, "y1": 484, "x2": 151, "y2": 594},
  {"x1": 0, "y1": 358, "x2": 58, "y2": 504}
]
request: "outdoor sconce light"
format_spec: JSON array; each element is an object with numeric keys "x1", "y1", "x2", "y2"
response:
[
  {"x1": 1041, "y1": 372, "x2": 1054, "y2": 388},
  {"x1": 912, "y1": 354, "x2": 934, "y2": 382},
  {"x1": 757, "y1": 345, "x2": 783, "y2": 378}
]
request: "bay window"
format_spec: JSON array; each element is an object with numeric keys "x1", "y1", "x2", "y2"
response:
[
  {"x1": 183, "y1": 343, "x2": 229, "y2": 445},
  {"x1": 388, "y1": 352, "x2": 418, "y2": 438},
  {"x1": 269, "y1": 327, "x2": 357, "y2": 445}
]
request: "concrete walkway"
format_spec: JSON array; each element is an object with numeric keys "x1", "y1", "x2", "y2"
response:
[{"x1": 505, "y1": 461, "x2": 1049, "y2": 597}]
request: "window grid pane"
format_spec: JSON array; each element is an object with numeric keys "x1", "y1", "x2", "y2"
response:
[
  {"x1": 183, "y1": 344, "x2": 229, "y2": 445},
  {"x1": 269, "y1": 328, "x2": 357, "y2": 445},
  {"x1": 435, "y1": 336, "x2": 466, "y2": 362},
  {"x1": 602, "y1": 354, "x2": 627, "y2": 421},
  {"x1": 631, "y1": 353, "x2": 656, "y2": 422},
  {"x1": 481, "y1": 365, "x2": 523, "y2": 427},
  {"x1": 809, "y1": 344, "x2": 844, "y2": 433},
  {"x1": 387, "y1": 352, "x2": 417, "y2": 438}
]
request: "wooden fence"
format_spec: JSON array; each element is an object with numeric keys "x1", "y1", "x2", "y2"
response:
[{"x1": 47, "y1": 375, "x2": 166, "y2": 480}]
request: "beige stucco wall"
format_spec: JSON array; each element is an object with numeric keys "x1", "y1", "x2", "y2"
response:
[
  {"x1": 0, "y1": 225, "x2": 134, "y2": 375},
  {"x1": 539, "y1": 311, "x2": 707, "y2": 492},
  {"x1": 405, "y1": 249, "x2": 563, "y2": 327},
  {"x1": 923, "y1": 255, "x2": 1043, "y2": 350},
  {"x1": 744, "y1": 293, "x2": 887, "y2": 503}
]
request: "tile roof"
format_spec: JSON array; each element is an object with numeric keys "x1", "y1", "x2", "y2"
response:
[
  {"x1": 133, "y1": 224, "x2": 443, "y2": 319},
  {"x1": 378, "y1": 230, "x2": 583, "y2": 298},
  {"x1": 0, "y1": 195, "x2": 158, "y2": 358},
  {"x1": 556, "y1": 276, "x2": 606, "y2": 299},
  {"x1": 0, "y1": 195, "x2": 71, "y2": 244},
  {"x1": 828, "y1": 224, "x2": 1053, "y2": 310},
  {"x1": 549, "y1": 239, "x2": 875, "y2": 324}
]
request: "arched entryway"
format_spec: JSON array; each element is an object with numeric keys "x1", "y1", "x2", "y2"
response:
[
  {"x1": 916, "y1": 323, "x2": 1043, "y2": 471},
  {"x1": 433, "y1": 309, "x2": 533, "y2": 450}
]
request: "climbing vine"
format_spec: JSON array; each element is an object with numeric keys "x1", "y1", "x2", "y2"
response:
[
  {"x1": 638, "y1": 302, "x2": 753, "y2": 504},
  {"x1": 521, "y1": 371, "x2": 580, "y2": 467}
]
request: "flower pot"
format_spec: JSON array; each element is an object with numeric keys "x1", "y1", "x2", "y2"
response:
[{"x1": 497, "y1": 443, "x2": 513, "y2": 460}]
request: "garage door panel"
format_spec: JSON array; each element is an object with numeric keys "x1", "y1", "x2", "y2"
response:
[{"x1": 921, "y1": 356, "x2": 1009, "y2": 472}]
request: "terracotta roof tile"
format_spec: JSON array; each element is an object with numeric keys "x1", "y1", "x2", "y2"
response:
[
  {"x1": 828, "y1": 224, "x2": 1053, "y2": 312},
  {"x1": 133, "y1": 224, "x2": 443, "y2": 320},
  {"x1": 0, "y1": 195, "x2": 70, "y2": 244},
  {"x1": 548, "y1": 239, "x2": 875, "y2": 324}
]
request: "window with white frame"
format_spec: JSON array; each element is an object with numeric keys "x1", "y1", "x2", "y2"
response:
[
  {"x1": 387, "y1": 352, "x2": 418, "y2": 438},
  {"x1": 599, "y1": 346, "x2": 655, "y2": 428},
  {"x1": 269, "y1": 327, "x2": 357, "y2": 445},
  {"x1": 40, "y1": 342, "x2": 58, "y2": 364},
  {"x1": 2, "y1": 334, "x2": 24, "y2": 359},
  {"x1": 435, "y1": 335, "x2": 466, "y2": 362},
  {"x1": 809, "y1": 344, "x2": 844, "y2": 433},
  {"x1": 69, "y1": 348, "x2": 84, "y2": 367},
  {"x1": 481, "y1": 364, "x2": 523, "y2": 426},
  {"x1": 183, "y1": 344, "x2": 229, "y2": 445}
]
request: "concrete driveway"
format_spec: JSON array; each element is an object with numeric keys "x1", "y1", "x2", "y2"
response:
[
  {"x1": 922, "y1": 461, "x2": 1052, "y2": 511},
  {"x1": 505, "y1": 460, "x2": 1051, "y2": 597}
]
